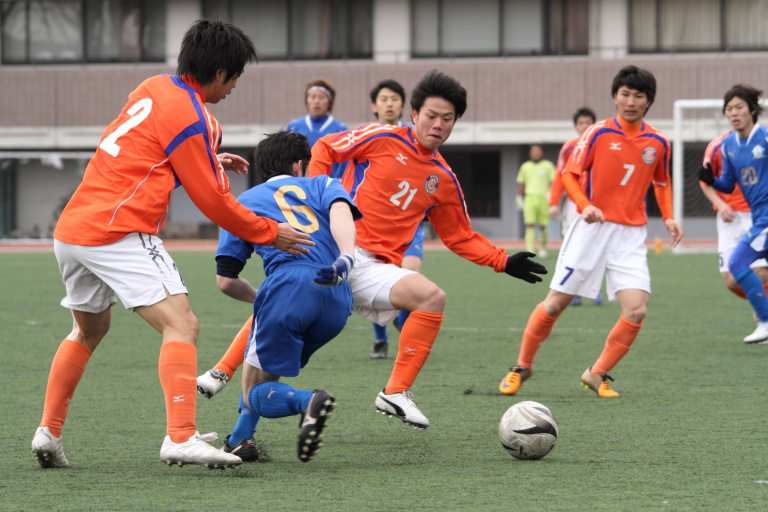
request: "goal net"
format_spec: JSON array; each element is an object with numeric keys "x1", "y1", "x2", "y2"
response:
[{"x1": 672, "y1": 99, "x2": 734, "y2": 252}]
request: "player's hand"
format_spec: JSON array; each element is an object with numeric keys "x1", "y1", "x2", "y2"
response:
[
  {"x1": 218, "y1": 153, "x2": 249, "y2": 175},
  {"x1": 665, "y1": 219, "x2": 683, "y2": 248},
  {"x1": 504, "y1": 252, "x2": 548, "y2": 284},
  {"x1": 515, "y1": 196, "x2": 524, "y2": 210},
  {"x1": 697, "y1": 163, "x2": 714, "y2": 186},
  {"x1": 548, "y1": 205, "x2": 559, "y2": 221},
  {"x1": 272, "y1": 223, "x2": 314, "y2": 255},
  {"x1": 581, "y1": 205, "x2": 605, "y2": 224},
  {"x1": 718, "y1": 203, "x2": 735, "y2": 223},
  {"x1": 314, "y1": 253, "x2": 354, "y2": 286}
]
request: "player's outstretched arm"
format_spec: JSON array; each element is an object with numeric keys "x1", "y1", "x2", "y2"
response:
[
  {"x1": 314, "y1": 201, "x2": 357, "y2": 287},
  {"x1": 504, "y1": 252, "x2": 548, "y2": 283},
  {"x1": 272, "y1": 223, "x2": 315, "y2": 255}
]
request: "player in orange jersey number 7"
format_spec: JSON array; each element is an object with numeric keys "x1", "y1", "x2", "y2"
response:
[{"x1": 500, "y1": 65, "x2": 682, "y2": 399}]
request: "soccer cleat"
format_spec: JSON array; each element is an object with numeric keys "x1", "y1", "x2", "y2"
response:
[
  {"x1": 592, "y1": 293, "x2": 603, "y2": 305},
  {"x1": 297, "y1": 390, "x2": 336, "y2": 462},
  {"x1": 375, "y1": 389, "x2": 429, "y2": 429},
  {"x1": 31, "y1": 427, "x2": 70, "y2": 468},
  {"x1": 160, "y1": 431, "x2": 242, "y2": 469},
  {"x1": 538, "y1": 249, "x2": 548, "y2": 258},
  {"x1": 580, "y1": 367, "x2": 620, "y2": 398},
  {"x1": 743, "y1": 321, "x2": 768, "y2": 343},
  {"x1": 499, "y1": 365, "x2": 533, "y2": 395},
  {"x1": 196, "y1": 369, "x2": 230, "y2": 398},
  {"x1": 370, "y1": 340, "x2": 388, "y2": 359},
  {"x1": 570, "y1": 296, "x2": 582, "y2": 306},
  {"x1": 222, "y1": 435, "x2": 259, "y2": 462}
]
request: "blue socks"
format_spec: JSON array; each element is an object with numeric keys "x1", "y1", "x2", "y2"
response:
[
  {"x1": 373, "y1": 323, "x2": 388, "y2": 342},
  {"x1": 229, "y1": 382, "x2": 313, "y2": 445}
]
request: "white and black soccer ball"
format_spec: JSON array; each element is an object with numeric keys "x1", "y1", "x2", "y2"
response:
[{"x1": 498, "y1": 401, "x2": 558, "y2": 460}]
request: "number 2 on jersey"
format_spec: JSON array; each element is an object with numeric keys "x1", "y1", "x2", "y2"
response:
[
  {"x1": 99, "y1": 98, "x2": 153, "y2": 157},
  {"x1": 390, "y1": 181, "x2": 417, "y2": 210}
]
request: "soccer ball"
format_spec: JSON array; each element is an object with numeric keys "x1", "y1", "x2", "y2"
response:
[{"x1": 498, "y1": 401, "x2": 558, "y2": 460}]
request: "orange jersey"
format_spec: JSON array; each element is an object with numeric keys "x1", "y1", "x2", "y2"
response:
[
  {"x1": 55, "y1": 74, "x2": 278, "y2": 246},
  {"x1": 549, "y1": 138, "x2": 578, "y2": 206},
  {"x1": 563, "y1": 116, "x2": 674, "y2": 225},
  {"x1": 309, "y1": 123, "x2": 508, "y2": 271},
  {"x1": 701, "y1": 132, "x2": 749, "y2": 212}
]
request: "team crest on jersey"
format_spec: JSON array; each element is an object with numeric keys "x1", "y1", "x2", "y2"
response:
[
  {"x1": 752, "y1": 145, "x2": 765, "y2": 160},
  {"x1": 641, "y1": 146, "x2": 657, "y2": 164},
  {"x1": 424, "y1": 174, "x2": 440, "y2": 194}
]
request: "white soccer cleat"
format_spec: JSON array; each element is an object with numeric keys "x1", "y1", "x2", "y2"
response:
[
  {"x1": 196, "y1": 369, "x2": 230, "y2": 399},
  {"x1": 31, "y1": 426, "x2": 70, "y2": 468},
  {"x1": 375, "y1": 389, "x2": 429, "y2": 430},
  {"x1": 744, "y1": 321, "x2": 768, "y2": 343},
  {"x1": 160, "y1": 431, "x2": 242, "y2": 469}
]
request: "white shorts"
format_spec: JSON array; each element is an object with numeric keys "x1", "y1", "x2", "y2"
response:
[
  {"x1": 550, "y1": 219, "x2": 650, "y2": 301},
  {"x1": 560, "y1": 199, "x2": 579, "y2": 237},
  {"x1": 716, "y1": 211, "x2": 768, "y2": 272},
  {"x1": 55, "y1": 233, "x2": 188, "y2": 312},
  {"x1": 348, "y1": 246, "x2": 416, "y2": 325}
]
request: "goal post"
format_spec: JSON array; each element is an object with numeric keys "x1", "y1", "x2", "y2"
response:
[{"x1": 671, "y1": 98, "x2": 768, "y2": 253}]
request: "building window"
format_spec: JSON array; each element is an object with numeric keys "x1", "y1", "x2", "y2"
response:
[
  {"x1": 630, "y1": 0, "x2": 768, "y2": 53},
  {"x1": 203, "y1": 0, "x2": 373, "y2": 61},
  {"x1": 441, "y1": 150, "x2": 501, "y2": 218},
  {"x1": 412, "y1": 0, "x2": 588, "y2": 58},
  {"x1": 0, "y1": 0, "x2": 166, "y2": 64}
]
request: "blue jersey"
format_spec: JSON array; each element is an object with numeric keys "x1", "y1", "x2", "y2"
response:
[
  {"x1": 217, "y1": 175, "x2": 361, "y2": 275},
  {"x1": 287, "y1": 114, "x2": 348, "y2": 178},
  {"x1": 715, "y1": 124, "x2": 768, "y2": 229}
]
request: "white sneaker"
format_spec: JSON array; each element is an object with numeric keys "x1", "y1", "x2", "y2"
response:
[
  {"x1": 196, "y1": 369, "x2": 230, "y2": 399},
  {"x1": 375, "y1": 389, "x2": 429, "y2": 429},
  {"x1": 31, "y1": 427, "x2": 70, "y2": 468},
  {"x1": 744, "y1": 321, "x2": 768, "y2": 343},
  {"x1": 160, "y1": 431, "x2": 242, "y2": 469}
]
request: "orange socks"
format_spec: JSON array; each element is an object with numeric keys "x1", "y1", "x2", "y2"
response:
[
  {"x1": 517, "y1": 304, "x2": 558, "y2": 369},
  {"x1": 384, "y1": 311, "x2": 443, "y2": 394},
  {"x1": 39, "y1": 339, "x2": 92, "y2": 437},
  {"x1": 158, "y1": 341, "x2": 197, "y2": 442},
  {"x1": 213, "y1": 314, "x2": 252, "y2": 379},
  {"x1": 592, "y1": 314, "x2": 642, "y2": 374}
]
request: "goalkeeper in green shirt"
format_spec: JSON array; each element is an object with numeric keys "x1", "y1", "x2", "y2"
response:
[{"x1": 516, "y1": 144, "x2": 556, "y2": 257}]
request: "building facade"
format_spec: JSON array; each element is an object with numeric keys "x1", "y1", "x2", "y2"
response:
[{"x1": 2, "y1": 0, "x2": 768, "y2": 240}]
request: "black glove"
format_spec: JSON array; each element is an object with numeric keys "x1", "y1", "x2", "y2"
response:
[
  {"x1": 698, "y1": 162, "x2": 714, "y2": 186},
  {"x1": 504, "y1": 252, "x2": 548, "y2": 284}
]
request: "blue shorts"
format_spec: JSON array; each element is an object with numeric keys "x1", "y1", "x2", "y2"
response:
[
  {"x1": 404, "y1": 224, "x2": 424, "y2": 259},
  {"x1": 245, "y1": 264, "x2": 352, "y2": 377}
]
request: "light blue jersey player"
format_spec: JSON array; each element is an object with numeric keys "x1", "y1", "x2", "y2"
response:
[
  {"x1": 700, "y1": 84, "x2": 768, "y2": 343},
  {"x1": 287, "y1": 78, "x2": 348, "y2": 179},
  {"x1": 215, "y1": 131, "x2": 360, "y2": 462}
]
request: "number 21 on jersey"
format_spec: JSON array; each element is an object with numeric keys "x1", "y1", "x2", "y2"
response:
[{"x1": 390, "y1": 180, "x2": 417, "y2": 210}]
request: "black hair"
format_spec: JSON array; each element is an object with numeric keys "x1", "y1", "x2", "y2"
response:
[
  {"x1": 572, "y1": 107, "x2": 596, "y2": 125},
  {"x1": 410, "y1": 69, "x2": 467, "y2": 118},
  {"x1": 723, "y1": 84, "x2": 763, "y2": 123},
  {"x1": 254, "y1": 131, "x2": 312, "y2": 184},
  {"x1": 611, "y1": 65, "x2": 656, "y2": 110},
  {"x1": 370, "y1": 79, "x2": 406, "y2": 104},
  {"x1": 176, "y1": 19, "x2": 258, "y2": 85}
]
